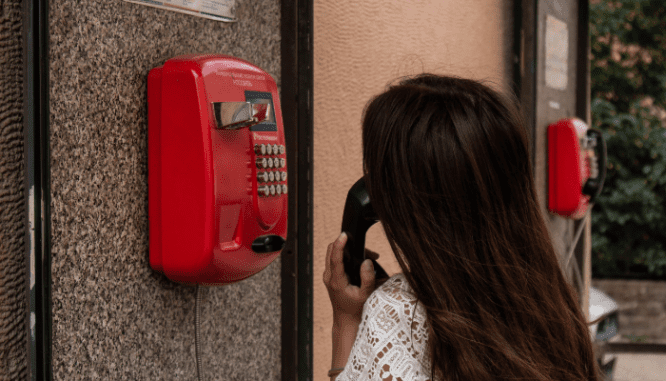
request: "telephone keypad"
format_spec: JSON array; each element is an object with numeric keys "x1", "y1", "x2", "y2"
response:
[
  {"x1": 257, "y1": 172, "x2": 268, "y2": 183},
  {"x1": 254, "y1": 144, "x2": 287, "y2": 197},
  {"x1": 254, "y1": 144, "x2": 267, "y2": 155}
]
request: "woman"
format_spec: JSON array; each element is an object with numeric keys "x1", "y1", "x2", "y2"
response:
[{"x1": 323, "y1": 74, "x2": 603, "y2": 381}]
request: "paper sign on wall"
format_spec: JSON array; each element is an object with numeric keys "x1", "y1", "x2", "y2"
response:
[
  {"x1": 545, "y1": 14, "x2": 568, "y2": 91},
  {"x1": 124, "y1": 0, "x2": 236, "y2": 22}
]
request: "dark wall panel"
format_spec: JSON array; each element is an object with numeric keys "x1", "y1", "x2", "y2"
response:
[
  {"x1": 49, "y1": 1, "x2": 282, "y2": 379},
  {"x1": 0, "y1": 0, "x2": 27, "y2": 379}
]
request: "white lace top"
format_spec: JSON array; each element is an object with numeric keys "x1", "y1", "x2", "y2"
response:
[{"x1": 336, "y1": 273, "x2": 433, "y2": 381}]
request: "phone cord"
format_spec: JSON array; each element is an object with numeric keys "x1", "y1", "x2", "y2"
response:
[
  {"x1": 563, "y1": 203, "x2": 594, "y2": 291},
  {"x1": 195, "y1": 284, "x2": 204, "y2": 381}
]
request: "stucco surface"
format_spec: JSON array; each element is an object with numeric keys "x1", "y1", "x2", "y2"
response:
[
  {"x1": 313, "y1": 1, "x2": 514, "y2": 379},
  {"x1": 49, "y1": 1, "x2": 282, "y2": 379},
  {"x1": 0, "y1": 0, "x2": 27, "y2": 379}
]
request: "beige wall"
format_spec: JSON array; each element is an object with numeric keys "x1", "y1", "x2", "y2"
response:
[{"x1": 313, "y1": 1, "x2": 515, "y2": 379}]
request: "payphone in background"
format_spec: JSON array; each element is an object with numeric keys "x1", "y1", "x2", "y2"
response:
[
  {"x1": 547, "y1": 118, "x2": 606, "y2": 219},
  {"x1": 148, "y1": 54, "x2": 288, "y2": 285}
]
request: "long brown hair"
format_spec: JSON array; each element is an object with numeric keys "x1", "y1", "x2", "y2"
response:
[{"x1": 361, "y1": 74, "x2": 602, "y2": 381}]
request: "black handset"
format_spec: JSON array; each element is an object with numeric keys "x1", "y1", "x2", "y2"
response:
[{"x1": 341, "y1": 177, "x2": 389, "y2": 287}]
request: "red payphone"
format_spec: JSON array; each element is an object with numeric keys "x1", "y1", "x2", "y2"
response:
[
  {"x1": 548, "y1": 118, "x2": 606, "y2": 219},
  {"x1": 148, "y1": 54, "x2": 287, "y2": 285}
]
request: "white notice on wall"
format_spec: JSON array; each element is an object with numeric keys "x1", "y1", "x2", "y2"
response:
[
  {"x1": 545, "y1": 15, "x2": 568, "y2": 90},
  {"x1": 124, "y1": 0, "x2": 236, "y2": 22}
]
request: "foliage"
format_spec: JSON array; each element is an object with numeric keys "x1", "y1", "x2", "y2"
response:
[{"x1": 590, "y1": 0, "x2": 666, "y2": 278}]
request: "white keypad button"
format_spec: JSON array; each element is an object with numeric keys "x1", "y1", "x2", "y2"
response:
[
  {"x1": 269, "y1": 185, "x2": 276, "y2": 195},
  {"x1": 256, "y1": 158, "x2": 267, "y2": 169},
  {"x1": 281, "y1": 172, "x2": 287, "y2": 181},
  {"x1": 266, "y1": 144, "x2": 273, "y2": 155},
  {"x1": 281, "y1": 184, "x2": 287, "y2": 194},
  {"x1": 269, "y1": 171, "x2": 275, "y2": 182}
]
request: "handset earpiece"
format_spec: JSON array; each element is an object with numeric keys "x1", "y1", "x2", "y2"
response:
[{"x1": 340, "y1": 177, "x2": 389, "y2": 287}]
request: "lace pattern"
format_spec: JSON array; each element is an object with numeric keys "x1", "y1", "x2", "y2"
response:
[{"x1": 336, "y1": 273, "x2": 432, "y2": 381}]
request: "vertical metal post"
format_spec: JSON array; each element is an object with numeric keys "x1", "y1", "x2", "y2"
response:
[
  {"x1": 574, "y1": 0, "x2": 592, "y2": 320},
  {"x1": 281, "y1": 0, "x2": 314, "y2": 379},
  {"x1": 296, "y1": 0, "x2": 314, "y2": 378},
  {"x1": 23, "y1": 0, "x2": 51, "y2": 379},
  {"x1": 514, "y1": 0, "x2": 538, "y2": 174}
]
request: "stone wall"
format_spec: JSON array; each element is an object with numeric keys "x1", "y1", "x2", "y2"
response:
[
  {"x1": 592, "y1": 279, "x2": 666, "y2": 344},
  {"x1": 49, "y1": 1, "x2": 283, "y2": 379},
  {"x1": 0, "y1": 0, "x2": 27, "y2": 379}
]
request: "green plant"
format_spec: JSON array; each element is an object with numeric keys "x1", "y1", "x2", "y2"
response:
[
  {"x1": 622, "y1": 334, "x2": 649, "y2": 343},
  {"x1": 590, "y1": 0, "x2": 666, "y2": 278}
]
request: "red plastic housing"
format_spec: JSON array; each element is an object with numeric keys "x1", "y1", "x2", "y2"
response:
[
  {"x1": 547, "y1": 118, "x2": 591, "y2": 219},
  {"x1": 148, "y1": 54, "x2": 287, "y2": 285}
]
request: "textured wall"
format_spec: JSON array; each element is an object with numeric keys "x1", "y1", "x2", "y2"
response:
[
  {"x1": 592, "y1": 279, "x2": 666, "y2": 344},
  {"x1": 49, "y1": 1, "x2": 281, "y2": 379},
  {"x1": 0, "y1": 0, "x2": 27, "y2": 379},
  {"x1": 312, "y1": 1, "x2": 515, "y2": 380}
]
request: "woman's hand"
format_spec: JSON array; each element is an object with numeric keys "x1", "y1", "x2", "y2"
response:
[{"x1": 323, "y1": 232, "x2": 378, "y2": 325}]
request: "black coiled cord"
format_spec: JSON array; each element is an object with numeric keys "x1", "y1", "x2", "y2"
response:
[{"x1": 195, "y1": 284, "x2": 203, "y2": 381}]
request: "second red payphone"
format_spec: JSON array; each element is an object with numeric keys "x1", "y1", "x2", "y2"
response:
[{"x1": 548, "y1": 118, "x2": 606, "y2": 219}]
